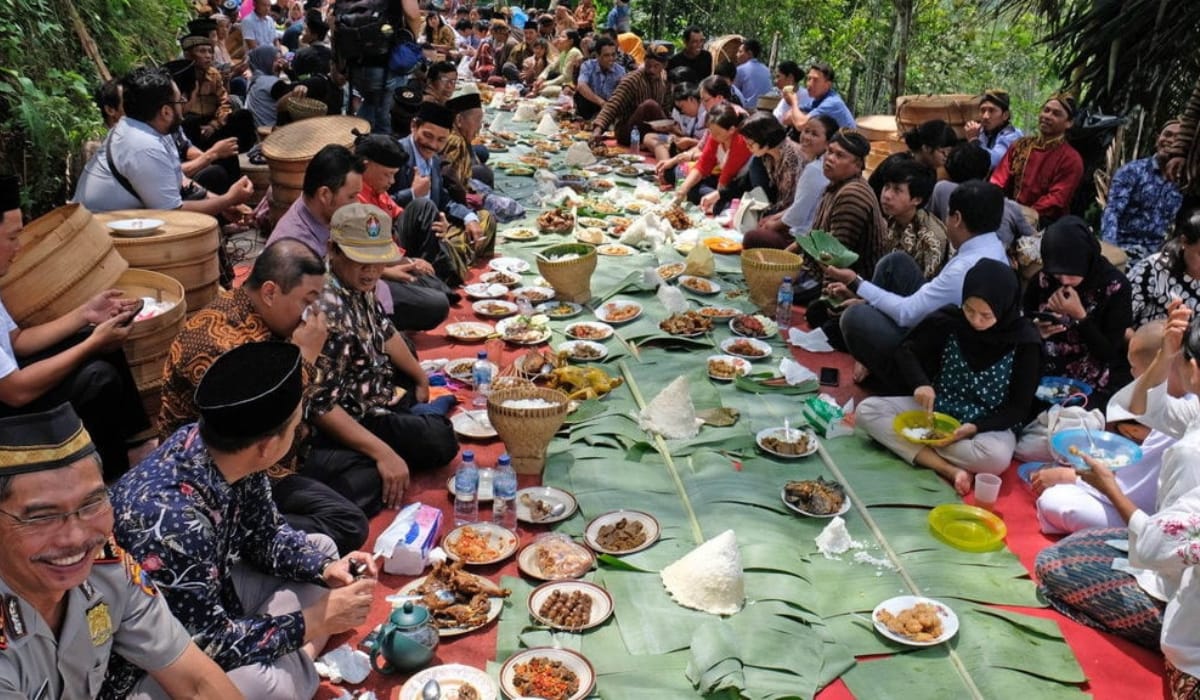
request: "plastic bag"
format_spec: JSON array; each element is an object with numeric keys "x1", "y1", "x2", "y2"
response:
[{"x1": 683, "y1": 243, "x2": 715, "y2": 278}]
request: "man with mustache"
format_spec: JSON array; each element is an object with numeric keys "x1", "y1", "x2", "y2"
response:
[{"x1": 0, "y1": 403, "x2": 239, "y2": 698}]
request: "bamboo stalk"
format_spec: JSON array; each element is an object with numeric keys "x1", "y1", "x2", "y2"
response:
[{"x1": 59, "y1": 0, "x2": 111, "y2": 81}]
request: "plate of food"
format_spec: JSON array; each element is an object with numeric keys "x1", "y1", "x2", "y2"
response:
[
  {"x1": 497, "y1": 315, "x2": 552, "y2": 345},
  {"x1": 505, "y1": 165, "x2": 535, "y2": 176},
  {"x1": 703, "y1": 236, "x2": 743, "y2": 254},
  {"x1": 698, "y1": 306, "x2": 740, "y2": 319},
  {"x1": 398, "y1": 664, "x2": 499, "y2": 700},
  {"x1": 490, "y1": 257, "x2": 531, "y2": 274},
  {"x1": 516, "y1": 486, "x2": 578, "y2": 524},
  {"x1": 445, "y1": 358, "x2": 499, "y2": 384},
  {"x1": 608, "y1": 216, "x2": 632, "y2": 234},
  {"x1": 595, "y1": 300, "x2": 643, "y2": 324},
  {"x1": 556, "y1": 340, "x2": 608, "y2": 362},
  {"x1": 677, "y1": 275, "x2": 721, "y2": 295},
  {"x1": 588, "y1": 178, "x2": 616, "y2": 192},
  {"x1": 499, "y1": 647, "x2": 595, "y2": 700},
  {"x1": 472, "y1": 299, "x2": 519, "y2": 318},
  {"x1": 518, "y1": 154, "x2": 551, "y2": 168},
  {"x1": 527, "y1": 580, "x2": 614, "y2": 632},
  {"x1": 537, "y1": 208, "x2": 576, "y2": 233},
  {"x1": 597, "y1": 243, "x2": 636, "y2": 256},
  {"x1": 615, "y1": 165, "x2": 641, "y2": 178},
  {"x1": 757, "y1": 426, "x2": 819, "y2": 459},
  {"x1": 719, "y1": 336, "x2": 772, "y2": 360},
  {"x1": 707, "y1": 355, "x2": 751, "y2": 381},
  {"x1": 564, "y1": 321, "x2": 614, "y2": 341},
  {"x1": 658, "y1": 310, "x2": 713, "y2": 337},
  {"x1": 873, "y1": 596, "x2": 958, "y2": 647},
  {"x1": 463, "y1": 282, "x2": 509, "y2": 300},
  {"x1": 577, "y1": 199, "x2": 621, "y2": 218},
  {"x1": 537, "y1": 301, "x2": 584, "y2": 318},
  {"x1": 481, "y1": 270, "x2": 522, "y2": 287},
  {"x1": 782, "y1": 476, "x2": 848, "y2": 517},
  {"x1": 583, "y1": 510, "x2": 660, "y2": 555},
  {"x1": 729, "y1": 314, "x2": 778, "y2": 338},
  {"x1": 656, "y1": 262, "x2": 686, "y2": 282},
  {"x1": 106, "y1": 218, "x2": 165, "y2": 237},
  {"x1": 451, "y1": 410, "x2": 498, "y2": 439},
  {"x1": 894, "y1": 411, "x2": 962, "y2": 445},
  {"x1": 445, "y1": 321, "x2": 495, "y2": 342},
  {"x1": 513, "y1": 286, "x2": 557, "y2": 304},
  {"x1": 517, "y1": 534, "x2": 596, "y2": 581},
  {"x1": 623, "y1": 201, "x2": 647, "y2": 215},
  {"x1": 575, "y1": 228, "x2": 605, "y2": 245},
  {"x1": 395, "y1": 561, "x2": 509, "y2": 636},
  {"x1": 443, "y1": 523, "x2": 519, "y2": 566},
  {"x1": 1051, "y1": 428, "x2": 1143, "y2": 471},
  {"x1": 502, "y1": 227, "x2": 539, "y2": 241},
  {"x1": 576, "y1": 216, "x2": 608, "y2": 229},
  {"x1": 585, "y1": 164, "x2": 613, "y2": 175},
  {"x1": 663, "y1": 205, "x2": 693, "y2": 231}
]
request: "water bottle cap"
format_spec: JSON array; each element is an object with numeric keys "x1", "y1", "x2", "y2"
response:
[
  {"x1": 783, "y1": 277, "x2": 792, "y2": 283},
  {"x1": 462, "y1": 450, "x2": 475, "y2": 461},
  {"x1": 429, "y1": 375, "x2": 447, "y2": 386},
  {"x1": 498, "y1": 454, "x2": 511, "y2": 465},
  {"x1": 476, "y1": 351, "x2": 488, "y2": 359}
]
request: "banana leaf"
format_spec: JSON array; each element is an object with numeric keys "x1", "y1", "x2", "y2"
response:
[
  {"x1": 794, "y1": 229, "x2": 859, "y2": 268},
  {"x1": 734, "y1": 372, "x2": 820, "y2": 395}
]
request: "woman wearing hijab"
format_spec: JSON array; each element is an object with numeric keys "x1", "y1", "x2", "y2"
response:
[
  {"x1": 245, "y1": 45, "x2": 308, "y2": 129},
  {"x1": 857, "y1": 258, "x2": 1042, "y2": 493},
  {"x1": 1024, "y1": 216, "x2": 1133, "y2": 408}
]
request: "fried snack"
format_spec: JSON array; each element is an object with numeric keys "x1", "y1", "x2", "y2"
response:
[
  {"x1": 537, "y1": 589, "x2": 594, "y2": 629},
  {"x1": 413, "y1": 560, "x2": 511, "y2": 629},
  {"x1": 876, "y1": 602, "x2": 944, "y2": 643},
  {"x1": 600, "y1": 302, "x2": 639, "y2": 322},
  {"x1": 658, "y1": 310, "x2": 713, "y2": 335},
  {"x1": 707, "y1": 357, "x2": 746, "y2": 380},
  {"x1": 595, "y1": 517, "x2": 647, "y2": 552},
  {"x1": 664, "y1": 205, "x2": 693, "y2": 231},
  {"x1": 680, "y1": 276, "x2": 716, "y2": 293},
  {"x1": 512, "y1": 657, "x2": 580, "y2": 700},
  {"x1": 537, "y1": 207, "x2": 575, "y2": 233},
  {"x1": 783, "y1": 477, "x2": 845, "y2": 513},
  {"x1": 450, "y1": 526, "x2": 504, "y2": 562}
]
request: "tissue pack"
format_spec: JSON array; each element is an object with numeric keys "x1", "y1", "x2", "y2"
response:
[
  {"x1": 801, "y1": 395, "x2": 852, "y2": 438},
  {"x1": 378, "y1": 503, "x2": 442, "y2": 575}
]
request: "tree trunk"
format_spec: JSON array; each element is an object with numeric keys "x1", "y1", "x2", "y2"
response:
[{"x1": 891, "y1": 0, "x2": 914, "y2": 110}]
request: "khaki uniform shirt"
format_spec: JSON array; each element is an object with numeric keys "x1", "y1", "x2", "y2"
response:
[{"x1": 0, "y1": 540, "x2": 191, "y2": 700}]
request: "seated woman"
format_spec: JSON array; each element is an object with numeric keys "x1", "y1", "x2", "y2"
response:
[
  {"x1": 740, "y1": 113, "x2": 806, "y2": 211},
  {"x1": 670, "y1": 103, "x2": 751, "y2": 215},
  {"x1": 1128, "y1": 205, "x2": 1200, "y2": 328},
  {"x1": 744, "y1": 115, "x2": 837, "y2": 249},
  {"x1": 533, "y1": 31, "x2": 583, "y2": 96},
  {"x1": 656, "y1": 76, "x2": 744, "y2": 183},
  {"x1": 1024, "y1": 216, "x2": 1133, "y2": 408},
  {"x1": 857, "y1": 258, "x2": 1041, "y2": 494},
  {"x1": 520, "y1": 39, "x2": 551, "y2": 89},
  {"x1": 646, "y1": 82, "x2": 707, "y2": 165},
  {"x1": 868, "y1": 118, "x2": 959, "y2": 198}
]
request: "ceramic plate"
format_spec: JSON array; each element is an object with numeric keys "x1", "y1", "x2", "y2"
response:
[
  {"x1": 564, "y1": 321, "x2": 614, "y2": 341},
  {"x1": 444, "y1": 358, "x2": 498, "y2": 384},
  {"x1": 464, "y1": 283, "x2": 509, "y2": 299},
  {"x1": 481, "y1": 270, "x2": 522, "y2": 287},
  {"x1": 537, "y1": 301, "x2": 584, "y2": 318},
  {"x1": 577, "y1": 216, "x2": 608, "y2": 228},
  {"x1": 656, "y1": 262, "x2": 686, "y2": 282},
  {"x1": 472, "y1": 299, "x2": 519, "y2": 318},
  {"x1": 451, "y1": 410, "x2": 497, "y2": 439},
  {"x1": 496, "y1": 317, "x2": 552, "y2": 345},
  {"x1": 398, "y1": 663, "x2": 499, "y2": 700},
  {"x1": 594, "y1": 300, "x2": 643, "y2": 324},
  {"x1": 729, "y1": 314, "x2": 777, "y2": 338},
  {"x1": 106, "y1": 218, "x2": 164, "y2": 236},
  {"x1": 517, "y1": 536, "x2": 596, "y2": 581},
  {"x1": 583, "y1": 510, "x2": 660, "y2": 555},
  {"x1": 872, "y1": 595, "x2": 959, "y2": 647},
  {"x1": 502, "y1": 228, "x2": 539, "y2": 241},
  {"x1": 396, "y1": 574, "x2": 504, "y2": 636},
  {"x1": 781, "y1": 479, "x2": 850, "y2": 518},
  {"x1": 719, "y1": 336, "x2": 772, "y2": 361},
  {"x1": 445, "y1": 321, "x2": 494, "y2": 342},
  {"x1": 698, "y1": 306, "x2": 740, "y2": 319},
  {"x1": 515, "y1": 485, "x2": 578, "y2": 524},
  {"x1": 490, "y1": 257, "x2": 531, "y2": 274},
  {"x1": 706, "y1": 355, "x2": 751, "y2": 382},
  {"x1": 756, "y1": 426, "x2": 819, "y2": 459},
  {"x1": 512, "y1": 286, "x2": 557, "y2": 303},
  {"x1": 527, "y1": 580, "x2": 614, "y2": 632},
  {"x1": 597, "y1": 243, "x2": 636, "y2": 256},
  {"x1": 677, "y1": 275, "x2": 721, "y2": 295},
  {"x1": 442, "y1": 523, "x2": 519, "y2": 566},
  {"x1": 556, "y1": 340, "x2": 608, "y2": 362},
  {"x1": 446, "y1": 469, "x2": 494, "y2": 501},
  {"x1": 499, "y1": 648, "x2": 596, "y2": 700}
]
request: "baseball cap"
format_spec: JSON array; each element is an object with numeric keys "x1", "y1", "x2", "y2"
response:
[{"x1": 330, "y1": 204, "x2": 403, "y2": 264}]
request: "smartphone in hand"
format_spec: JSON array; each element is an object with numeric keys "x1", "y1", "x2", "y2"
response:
[
  {"x1": 819, "y1": 367, "x2": 840, "y2": 386},
  {"x1": 119, "y1": 299, "x2": 146, "y2": 327}
]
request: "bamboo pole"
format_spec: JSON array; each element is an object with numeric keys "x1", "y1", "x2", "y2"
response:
[{"x1": 60, "y1": 0, "x2": 111, "y2": 81}]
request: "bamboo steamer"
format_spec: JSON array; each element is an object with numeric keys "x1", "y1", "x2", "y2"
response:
[
  {"x1": 709, "y1": 35, "x2": 742, "y2": 70},
  {"x1": 0, "y1": 203, "x2": 129, "y2": 326},
  {"x1": 241, "y1": 153, "x2": 271, "y2": 207},
  {"x1": 741, "y1": 248, "x2": 804, "y2": 316},
  {"x1": 895, "y1": 93, "x2": 979, "y2": 139},
  {"x1": 486, "y1": 386, "x2": 570, "y2": 474},
  {"x1": 263, "y1": 115, "x2": 369, "y2": 210},
  {"x1": 536, "y1": 244, "x2": 597, "y2": 303},
  {"x1": 856, "y1": 115, "x2": 899, "y2": 142},
  {"x1": 114, "y1": 269, "x2": 186, "y2": 393},
  {"x1": 96, "y1": 210, "x2": 221, "y2": 314}
]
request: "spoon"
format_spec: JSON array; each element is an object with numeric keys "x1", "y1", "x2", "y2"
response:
[
  {"x1": 1082, "y1": 423, "x2": 1098, "y2": 452},
  {"x1": 540, "y1": 501, "x2": 568, "y2": 521},
  {"x1": 421, "y1": 679, "x2": 441, "y2": 700}
]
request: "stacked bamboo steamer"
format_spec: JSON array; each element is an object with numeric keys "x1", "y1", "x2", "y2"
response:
[
  {"x1": 895, "y1": 93, "x2": 979, "y2": 139},
  {"x1": 262, "y1": 115, "x2": 369, "y2": 225},
  {"x1": 857, "y1": 115, "x2": 905, "y2": 179},
  {"x1": 96, "y1": 209, "x2": 220, "y2": 314}
]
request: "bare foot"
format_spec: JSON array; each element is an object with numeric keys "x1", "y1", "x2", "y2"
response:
[
  {"x1": 952, "y1": 469, "x2": 972, "y2": 496},
  {"x1": 852, "y1": 361, "x2": 870, "y2": 383}
]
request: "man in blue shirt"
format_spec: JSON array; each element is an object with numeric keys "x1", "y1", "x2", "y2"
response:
[
  {"x1": 781, "y1": 61, "x2": 855, "y2": 130},
  {"x1": 574, "y1": 36, "x2": 626, "y2": 120},
  {"x1": 1102, "y1": 120, "x2": 1184, "y2": 262},
  {"x1": 605, "y1": 0, "x2": 631, "y2": 32},
  {"x1": 733, "y1": 38, "x2": 772, "y2": 110},
  {"x1": 964, "y1": 89, "x2": 1022, "y2": 172}
]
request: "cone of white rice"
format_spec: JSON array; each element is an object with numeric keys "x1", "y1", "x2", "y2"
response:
[{"x1": 660, "y1": 529, "x2": 744, "y2": 615}]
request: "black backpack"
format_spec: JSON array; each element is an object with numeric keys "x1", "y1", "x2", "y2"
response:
[{"x1": 333, "y1": 0, "x2": 393, "y2": 60}]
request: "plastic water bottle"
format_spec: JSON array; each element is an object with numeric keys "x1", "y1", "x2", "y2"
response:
[
  {"x1": 453, "y1": 450, "x2": 479, "y2": 526},
  {"x1": 491, "y1": 453, "x2": 518, "y2": 531},
  {"x1": 471, "y1": 351, "x2": 492, "y2": 408},
  {"x1": 629, "y1": 126, "x2": 641, "y2": 155},
  {"x1": 516, "y1": 295, "x2": 534, "y2": 317},
  {"x1": 776, "y1": 276, "x2": 794, "y2": 329}
]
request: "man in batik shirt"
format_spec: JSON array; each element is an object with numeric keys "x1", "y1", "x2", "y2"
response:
[{"x1": 1102, "y1": 120, "x2": 1184, "y2": 262}]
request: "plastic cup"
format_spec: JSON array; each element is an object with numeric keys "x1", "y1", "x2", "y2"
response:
[{"x1": 974, "y1": 473, "x2": 1002, "y2": 510}]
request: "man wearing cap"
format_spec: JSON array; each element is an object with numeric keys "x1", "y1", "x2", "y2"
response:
[
  {"x1": 308, "y1": 204, "x2": 459, "y2": 510},
  {"x1": 780, "y1": 61, "x2": 855, "y2": 131},
  {"x1": 589, "y1": 41, "x2": 673, "y2": 147},
  {"x1": 354, "y1": 132, "x2": 455, "y2": 330},
  {"x1": 443, "y1": 84, "x2": 494, "y2": 191},
  {"x1": 391, "y1": 102, "x2": 497, "y2": 285},
  {"x1": 574, "y1": 36, "x2": 625, "y2": 121},
  {"x1": 965, "y1": 89, "x2": 1022, "y2": 172},
  {"x1": 991, "y1": 93, "x2": 1084, "y2": 227},
  {"x1": 0, "y1": 176, "x2": 153, "y2": 483},
  {"x1": 0, "y1": 404, "x2": 242, "y2": 699},
  {"x1": 106, "y1": 343, "x2": 378, "y2": 699}
]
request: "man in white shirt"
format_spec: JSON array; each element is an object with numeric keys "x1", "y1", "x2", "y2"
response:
[
  {"x1": 823, "y1": 179, "x2": 1009, "y2": 388},
  {"x1": 239, "y1": 0, "x2": 278, "y2": 50}
]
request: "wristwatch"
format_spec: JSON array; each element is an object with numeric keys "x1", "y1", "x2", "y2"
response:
[{"x1": 848, "y1": 275, "x2": 862, "y2": 293}]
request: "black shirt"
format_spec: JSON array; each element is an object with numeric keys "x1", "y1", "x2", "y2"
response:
[{"x1": 667, "y1": 51, "x2": 712, "y2": 82}]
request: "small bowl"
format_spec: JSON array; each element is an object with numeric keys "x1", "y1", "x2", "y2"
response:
[
  {"x1": 928, "y1": 504, "x2": 1006, "y2": 552},
  {"x1": 893, "y1": 411, "x2": 962, "y2": 445}
]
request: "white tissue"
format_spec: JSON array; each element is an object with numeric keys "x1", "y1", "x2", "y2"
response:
[
  {"x1": 778, "y1": 358, "x2": 818, "y2": 386},
  {"x1": 657, "y1": 284, "x2": 688, "y2": 314},
  {"x1": 788, "y1": 326, "x2": 835, "y2": 352},
  {"x1": 315, "y1": 645, "x2": 371, "y2": 685}
]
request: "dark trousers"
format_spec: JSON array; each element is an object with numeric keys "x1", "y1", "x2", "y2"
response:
[
  {"x1": 394, "y1": 198, "x2": 461, "y2": 286},
  {"x1": 0, "y1": 332, "x2": 149, "y2": 482},
  {"x1": 838, "y1": 251, "x2": 926, "y2": 391},
  {"x1": 385, "y1": 276, "x2": 451, "y2": 331},
  {"x1": 271, "y1": 472, "x2": 370, "y2": 555},
  {"x1": 614, "y1": 99, "x2": 668, "y2": 146},
  {"x1": 573, "y1": 92, "x2": 602, "y2": 121}
]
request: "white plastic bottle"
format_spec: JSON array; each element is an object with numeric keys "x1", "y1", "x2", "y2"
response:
[
  {"x1": 491, "y1": 453, "x2": 518, "y2": 532},
  {"x1": 630, "y1": 126, "x2": 641, "y2": 155},
  {"x1": 453, "y1": 450, "x2": 479, "y2": 526},
  {"x1": 471, "y1": 351, "x2": 492, "y2": 408}
]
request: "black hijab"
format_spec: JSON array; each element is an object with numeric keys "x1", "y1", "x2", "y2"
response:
[
  {"x1": 922, "y1": 258, "x2": 1041, "y2": 370},
  {"x1": 1040, "y1": 215, "x2": 1111, "y2": 295}
]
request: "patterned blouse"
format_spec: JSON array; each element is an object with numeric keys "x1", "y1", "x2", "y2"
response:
[
  {"x1": 761, "y1": 140, "x2": 806, "y2": 217},
  {"x1": 881, "y1": 209, "x2": 949, "y2": 280},
  {"x1": 103, "y1": 427, "x2": 330, "y2": 696},
  {"x1": 1127, "y1": 250, "x2": 1200, "y2": 327},
  {"x1": 309, "y1": 274, "x2": 399, "y2": 419}
]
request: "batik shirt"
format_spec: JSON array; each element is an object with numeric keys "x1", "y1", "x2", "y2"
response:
[
  {"x1": 881, "y1": 208, "x2": 949, "y2": 280},
  {"x1": 1101, "y1": 156, "x2": 1183, "y2": 256},
  {"x1": 309, "y1": 274, "x2": 398, "y2": 420},
  {"x1": 103, "y1": 426, "x2": 331, "y2": 696},
  {"x1": 1127, "y1": 251, "x2": 1200, "y2": 328}
]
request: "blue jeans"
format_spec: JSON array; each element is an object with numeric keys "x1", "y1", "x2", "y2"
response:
[{"x1": 350, "y1": 64, "x2": 403, "y2": 134}]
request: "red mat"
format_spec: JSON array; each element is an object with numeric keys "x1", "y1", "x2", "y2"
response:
[{"x1": 302, "y1": 277, "x2": 1164, "y2": 700}]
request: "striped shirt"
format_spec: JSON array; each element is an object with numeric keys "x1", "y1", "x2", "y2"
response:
[
  {"x1": 593, "y1": 69, "x2": 671, "y2": 133},
  {"x1": 812, "y1": 176, "x2": 887, "y2": 277}
]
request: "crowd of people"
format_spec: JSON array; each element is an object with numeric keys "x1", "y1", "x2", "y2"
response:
[{"x1": 1, "y1": 0, "x2": 1200, "y2": 696}]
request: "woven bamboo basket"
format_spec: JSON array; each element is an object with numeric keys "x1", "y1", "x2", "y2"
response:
[
  {"x1": 856, "y1": 114, "x2": 900, "y2": 142},
  {"x1": 114, "y1": 269, "x2": 187, "y2": 391},
  {"x1": 486, "y1": 386, "x2": 570, "y2": 474},
  {"x1": 536, "y1": 243, "x2": 597, "y2": 303},
  {"x1": 96, "y1": 209, "x2": 220, "y2": 314},
  {"x1": 286, "y1": 96, "x2": 329, "y2": 121},
  {"x1": 263, "y1": 115, "x2": 369, "y2": 210},
  {"x1": 741, "y1": 248, "x2": 804, "y2": 316},
  {"x1": 895, "y1": 93, "x2": 978, "y2": 139}
]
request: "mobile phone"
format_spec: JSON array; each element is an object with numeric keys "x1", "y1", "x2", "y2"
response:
[
  {"x1": 819, "y1": 367, "x2": 839, "y2": 386},
  {"x1": 1030, "y1": 310, "x2": 1069, "y2": 325},
  {"x1": 119, "y1": 299, "x2": 145, "y2": 327}
]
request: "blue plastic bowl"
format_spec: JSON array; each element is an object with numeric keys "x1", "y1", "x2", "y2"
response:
[
  {"x1": 1017, "y1": 462, "x2": 1050, "y2": 490},
  {"x1": 1051, "y1": 429, "x2": 1142, "y2": 471},
  {"x1": 1036, "y1": 376, "x2": 1093, "y2": 405}
]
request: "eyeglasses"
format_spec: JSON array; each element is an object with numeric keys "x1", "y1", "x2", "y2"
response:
[{"x1": 0, "y1": 493, "x2": 112, "y2": 535}]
